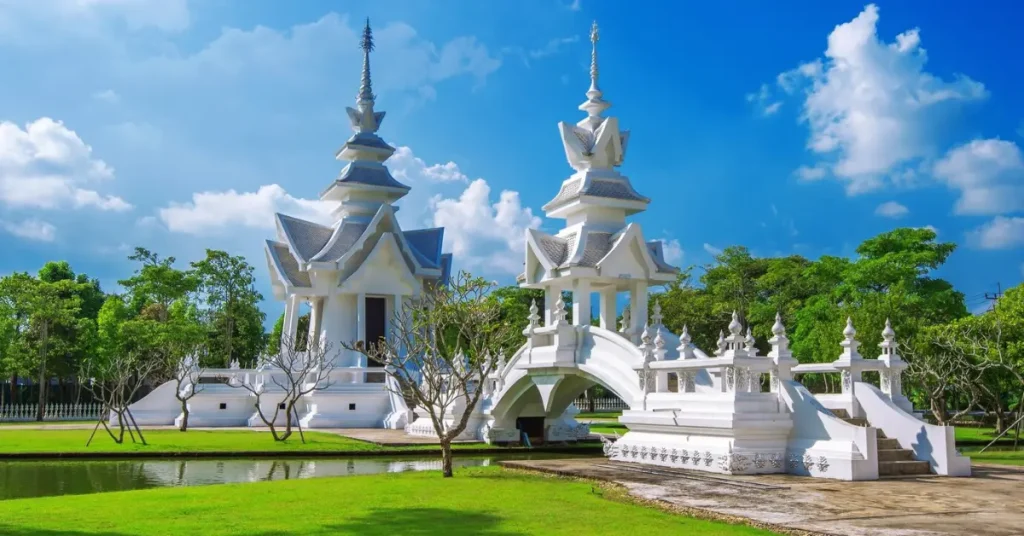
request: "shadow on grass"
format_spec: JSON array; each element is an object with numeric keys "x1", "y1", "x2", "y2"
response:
[
  {"x1": 0, "y1": 508, "x2": 523, "y2": 536},
  {"x1": 318, "y1": 507, "x2": 523, "y2": 536}
]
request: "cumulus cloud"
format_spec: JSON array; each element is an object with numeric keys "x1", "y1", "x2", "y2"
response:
[
  {"x1": 933, "y1": 138, "x2": 1024, "y2": 216},
  {"x1": 875, "y1": 201, "x2": 909, "y2": 218},
  {"x1": 0, "y1": 0, "x2": 191, "y2": 44},
  {"x1": 430, "y1": 179, "x2": 540, "y2": 275},
  {"x1": 1, "y1": 218, "x2": 56, "y2": 242},
  {"x1": 746, "y1": 83, "x2": 782, "y2": 116},
  {"x1": 967, "y1": 216, "x2": 1024, "y2": 250},
  {"x1": 156, "y1": 145, "x2": 540, "y2": 277},
  {"x1": 158, "y1": 184, "x2": 334, "y2": 235},
  {"x1": 795, "y1": 165, "x2": 827, "y2": 181},
  {"x1": 658, "y1": 239, "x2": 684, "y2": 265},
  {"x1": 0, "y1": 117, "x2": 131, "y2": 211},
  {"x1": 757, "y1": 4, "x2": 986, "y2": 194}
]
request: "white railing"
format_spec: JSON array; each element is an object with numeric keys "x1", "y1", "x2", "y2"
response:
[
  {"x1": 573, "y1": 397, "x2": 629, "y2": 411},
  {"x1": 0, "y1": 403, "x2": 104, "y2": 422}
]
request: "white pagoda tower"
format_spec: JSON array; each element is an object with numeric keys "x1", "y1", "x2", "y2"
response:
[
  {"x1": 519, "y1": 22, "x2": 677, "y2": 337},
  {"x1": 264, "y1": 18, "x2": 452, "y2": 372}
]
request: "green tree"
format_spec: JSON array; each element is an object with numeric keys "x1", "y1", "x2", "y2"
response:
[
  {"x1": 191, "y1": 249, "x2": 265, "y2": 367},
  {"x1": 118, "y1": 248, "x2": 199, "y2": 321}
]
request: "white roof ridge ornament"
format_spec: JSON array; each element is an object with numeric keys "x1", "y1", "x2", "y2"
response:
[{"x1": 580, "y1": 21, "x2": 611, "y2": 125}]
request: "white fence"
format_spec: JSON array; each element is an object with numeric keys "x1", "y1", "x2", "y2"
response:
[
  {"x1": 0, "y1": 403, "x2": 104, "y2": 422},
  {"x1": 573, "y1": 397, "x2": 629, "y2": 412}
]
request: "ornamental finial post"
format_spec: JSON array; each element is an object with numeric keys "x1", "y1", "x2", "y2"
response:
[
  {"x1": 358, "y1": 18, "x2": 375, "y2": 106},
  {"x1": 579, "y1": 20, "x2": 611, "y2": 122},
  {"x1": 589, "y1": 21, "x2": 601, "y2": 97}
]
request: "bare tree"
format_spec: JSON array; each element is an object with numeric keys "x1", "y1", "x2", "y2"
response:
[
  {"x1": 344, "y1": 271, "x2": 518, "y2": 478},
  {"x1": 904, "y1": 322, "x2": 996, "y2": 425},
  {"x1": 170, "y1": 352, "x2": 206, "y2": 432},
  {"x1": 80, "y1": 350, "x2": 162, "y2": 445},
  {"x1": 231, "y1": 335, "x2": 335, "y2": 442}
]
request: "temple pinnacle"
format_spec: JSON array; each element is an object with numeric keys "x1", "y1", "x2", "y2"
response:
[
  {"x1": 358, "y1": 18, "x2": 375, "y2": 105},
  {"x1": 579, "y1": 20, "x2": 611, "y2": 122}
]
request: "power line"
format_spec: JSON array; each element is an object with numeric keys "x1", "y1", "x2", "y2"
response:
[{"x1": 984, "y1": 282, "x2": 1003, "y2": 312}]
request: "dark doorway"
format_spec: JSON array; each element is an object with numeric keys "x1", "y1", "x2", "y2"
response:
[
  {"x1": 365, "y1": 297, "x2": 387, "y2": 367},
  {"x1": 516, "y1": 417, "x2": 546, "y2": 444}
]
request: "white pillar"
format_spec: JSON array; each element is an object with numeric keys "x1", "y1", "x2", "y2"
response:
[
  {"x1": 571, "y1": 279, "x2": 591, "y2": 326},
  {"x1": 598, "y1": 288, "x2": 616, "y2": 330},
  {"x1": 308, "y1": 297, "x2": 324, "y2": 350},
  {"x1": 356, "y1": 293, "x2": 367, "y2": 370},
  {"x1": 281, "y1": 294, "x2": 300, "y2": 355},
  {"x1": 544, "y1": 285, "x2": 561, "y2": 326},
  {"x1": 630, "y1": 281, "x2": 648, "y2": 341}
]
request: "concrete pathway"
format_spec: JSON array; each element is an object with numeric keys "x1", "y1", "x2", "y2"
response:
[{"x1": 500, "y1": 458, "x2": 1024, "y2": 536}]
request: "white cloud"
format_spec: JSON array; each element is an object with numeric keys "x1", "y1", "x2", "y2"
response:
[
  {"x1": 658, "y1": 239, "x2": 684, "y2": 265},
  {"x1": 0, "y1": 0, "x2": 190, "y2": 43},
  {"x1": 762, "y1": 4, "x2": 986, "y2": 194},
  {"x1": 967, "y1": 216, "x2": 1024, "y2": 250},
  {"x1": 795, "y1": 165, "x2": 827, "y2": 181},
  {"x1": 0, "y1": 117, "x2": 131, "y2": 211},
  {"x1": 156, "y1": 145, "x2": 540, "y2": 277},
  {"x1": 875, "y1": 201, "x2": 909, "y2": 218},
  {"x1": 746, "y1": 83, "x2": 783, "y2": 116},
  {"x1": 933, "y1": 138, "x2": 1024, "y2": 216},
  {"x1": 430, "y1": 179, "x2": 540, "y2": 275},
  {"x1": 703, "y1": 243, "x2": 723, "y2": 256},
  {"x1": 92, "y1": 88, "x2": 120, "y2": 104},
  {"x1": 567, "y1": 0, "x2": 582, "y2": 11},
  {"x1": 158, "y1": 184, "x2": 333, "y2": 235},
  {"x1": 529, "y1": 36, "x2": 579, "y2": 59},
  {"x1": 1, "y1": 218, "x2": 56, "y2": 242}
]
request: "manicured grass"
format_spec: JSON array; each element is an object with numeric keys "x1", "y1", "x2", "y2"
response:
[
  {"x1": 0, "y1": 466, "x2": 777, "y2": 535},
  {"x1": 0, "y1": 421, "x2": 87, "y2": 426},
  {"x1": 576, "y1": 411, "x2": 623, "y2": 419},
  {"x1": 961, "y1": 446, "x2": 1024, "y2": 466},
  {"x1": 954, "y1": 426, "x2": 1022, "y2": 444},
  {"x1": 588, "y1": 423, "x2": 628, "y2": 435},
  {"x1": 0, "y1": 429, "x2": 597, "y2": 456}
]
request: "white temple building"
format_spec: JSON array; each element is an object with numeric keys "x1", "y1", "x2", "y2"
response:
[{"x1": 126, "y1": 20, "x2": 971, "y2": 481}]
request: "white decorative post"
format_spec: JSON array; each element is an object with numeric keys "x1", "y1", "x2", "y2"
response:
[
  {"x1": 714, "y1": 330, "x2": 726, "y2": 357},
  {"x1": 629, "y1": 281, "x2": 648, "y2": 344},
  {"x1": 833, "y1": 317, "x2": 866, "y2": 417},
  {"x1": 640, "y1": 324, "x2": 654, "y2": 409},
  {"x1": 677, "y1": 325, "x2": 697, "y2": 392},
  {"x1": 719, "y1": 312, "x2": 747, "y2": 393},
  {"x1": 524, "y1": 299, "x2": 541, "y2": 364},
  {"x1": 767, "y1": 313, "x2": 796, "y2": 395},
  {"x1": 619, "y1": 307, "x2": 631, "y2": 336},
  {"x1": 653, "y1": 326, "x2": 669, "y2": 392},
  {"x1": 744, "y1": 326, "x2": 758, "y2": 392},
  {"x1": 878, "y1": 319, "x2": 913, "y2": 413}
]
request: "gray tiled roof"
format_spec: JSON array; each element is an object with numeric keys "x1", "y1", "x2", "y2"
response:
[
  {"x1": 277, "y1": 214, "x2": 334, "y2": 262},
  {"x1": 530, "y1": 229, "x2": 570, "y2": 266},
  {"x1": 646, "y1": 241, "x2": 680, "y2": 274},
  {"x1": 404, "y1": 228, "x2": 444, "y2": 269},
  {"x1": 334, "y1": 162, "x2": 410, "y2": 191},
  {"x1": 343, "y1": 132, "x2": 394, "y2": 153},
  {"x1": 310, "y1": 221, "x2": 370, "y2": 262},
  {"x1": 577, "y1": 232, "x2": 613, "y2": 267},
  {"x1": 544, "y1": 176, "x2": 649, "y2": 210},
  {"x1": 267, "y1": 240, "x2": 311, "y2": 288}
]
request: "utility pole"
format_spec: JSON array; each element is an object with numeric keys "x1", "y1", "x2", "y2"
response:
[{"x1": 984, "y1": 282, "x2": 1003, "y2": 312}]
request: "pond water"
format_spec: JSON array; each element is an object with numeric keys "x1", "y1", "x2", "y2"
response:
[{"x1": 0, "y1": 454, "x2": 586, "y2": 501}]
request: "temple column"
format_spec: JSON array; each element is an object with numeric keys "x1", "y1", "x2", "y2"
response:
[
  {"x1": 598, "y1": 288, "x2": 616, "y2": 330},
  {"x1": 629, "y1": 281, "x2": 648, "y2": 343},
  {"x1": 308, "y1": 297, "x2": 324, "y2": 350},
  {"x1": 356, "y1": 293, "x2": 367, "y2": 371},
  {"x1": 281, "y1": 294, "x2": 301, "y2": 355},
  {"x1": 572, "y1": 279, "x2": 591, "y2": 326},
  {"x1": 544, "y1": 284, "x2": 562, "y2": 326}
]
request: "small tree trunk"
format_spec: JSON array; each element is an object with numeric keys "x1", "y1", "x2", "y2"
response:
[
  {"x1": 178, "y1": 397, "x2": 190, "y2": 432},
  {"x1": 440, "y1": 438, "x2": 454, "y2": 478},
  {"x1": 36, "y1": 322, "x2": 49, "y2": 422},
  {"x1": 9, "y1": 374, "x2": 17, "y2": 405}
]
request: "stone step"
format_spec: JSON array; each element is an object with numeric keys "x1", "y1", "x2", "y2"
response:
[
  {"x1": 842, "y1": 417, "x2": 870, "y2": 427},
  {"x1": 879, "y1": 460, "x2": 931, "y2": 476},
  {"x1": 831, "y1": 409, "x2": 851, "y2": 419},
  {"x1": 877, "y1": 448, "x2": 915, "y2": 462},
  {"x1": 877, "y1": 437, "x2": 902, "y2": 450}
]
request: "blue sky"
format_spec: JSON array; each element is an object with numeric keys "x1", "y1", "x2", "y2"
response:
[{"x1": 0, "y1": 0, "x2": 1021, "y2": 321}]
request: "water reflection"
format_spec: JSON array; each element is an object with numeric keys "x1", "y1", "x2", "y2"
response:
[{"x1": 0, "y1": 455, "x2": 553, "y2": 501}]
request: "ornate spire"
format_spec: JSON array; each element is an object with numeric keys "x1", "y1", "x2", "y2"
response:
[
  {"x1": 579, "y1": 21, "x2": 611, "y2": 123},
  {"x1": 358, "y1": 18, "x2": 375, "y2": 106}
]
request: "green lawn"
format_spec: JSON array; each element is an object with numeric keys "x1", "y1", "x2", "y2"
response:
[
  {"x1": 575, "y1": 411, "x2": 623, "y2": 420},
  {"x1": 954, "y1": 426, "x2": 1022, "y2": 444},
  {"x1": 0, "y1": 421, "x2": 89, "y2": 426},
  {"x1": 962, "y1": 447, "x2": 1024, "y2": 466},
  {"x1": 0, "y1": 429, "x2": 598, "y2": 456},
  {"x1": 0, "y1": 466, "x2": 776, "y2": 535}
]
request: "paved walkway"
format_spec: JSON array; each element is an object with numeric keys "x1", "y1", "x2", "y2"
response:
[{"x1": 500, "y1": 458, "x2": 1024, "y2": 536}]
